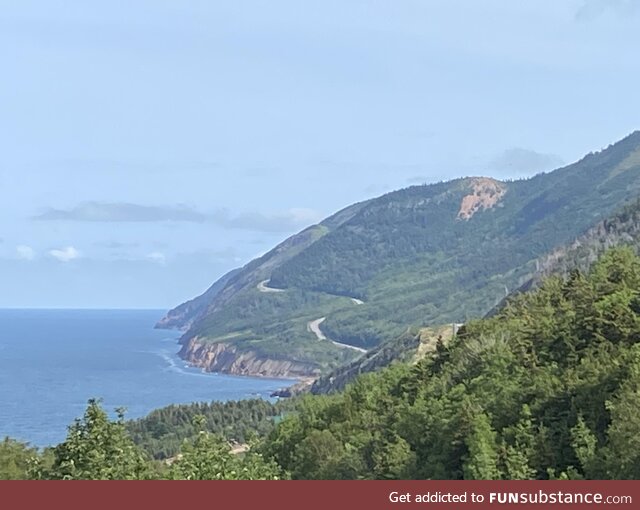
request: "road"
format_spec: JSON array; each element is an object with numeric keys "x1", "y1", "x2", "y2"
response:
[
  {"x1": 258, "y1": 279, "x2": 366, "y2": 353},
  {"x1": 257, "y1": 279, "x2": 364, "y2": 306},
  {"x1": 257, "y1": 279, "x2": 285, "y2": 293},
  {"x1": 307, "y1": 317, "x2": 367, "y2": 353}
]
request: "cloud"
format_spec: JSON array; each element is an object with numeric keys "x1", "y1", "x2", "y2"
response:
[
  {"x1": 146, "y1": 251, "x2": 167, "y2": 264},
  {"x1": 49, "y1": 246, "x2": 81, "y2": 262},
  {"x1": 575, "y1": 0, "x2": 639, "y2": 21},
  {"x1": 16, "y1": 245, "x2": 36, "y2": 261},
  {"x1": 34, "y1": 202, "x2": 207, "y2": 223},
  {"x1": 488, "y1": 148, "x2": 564, "y2": 175},
  {"x1": 33, "y1": 202, "x2": 324, "y2": 233}
]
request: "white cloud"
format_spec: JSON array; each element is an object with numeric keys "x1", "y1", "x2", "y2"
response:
[
  {"x1": 146, "y1": 251, "x2": 167, "y2": 264},
  {"x1": 33, "y1": 202, "x2": 325, "y2": 232},
  {"x1": 49, "y1": 246, "x2": 81, "y2": 262},
  {"x1": 16, "y1": 245, "x2": 36, "y2": 261},
  {"x1": 34, "y1": 202, "x2": 206, "y2": 223}
]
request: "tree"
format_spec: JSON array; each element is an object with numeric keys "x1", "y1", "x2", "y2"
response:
[
  {"x1": 368, "y1": 432, "x2": 415, "y2": 479},
  {"x1": 463, "y1": 412, "x2": 500, "y2": 480},
  {"x1": 570, "y1": 416, "x2": 598, "y2": 478},
  {"x1": 502, "y1": 405, "x2": 536, "y2": 479},
  {"x1": 0, "y1": 437, "x2": 45, "y2": 480},
  {"x1": 46, "y1": 399, "x2": 149, "y2": 480},
  {"x1": 291, "y1": 429, "x2": 350, "y2": 480},
  {"x1": 169, "y1": 416, "x2": 283, "y2": 480},
  {"x1": 602, "y1": 351, "x2": 640, "y2": 479}
]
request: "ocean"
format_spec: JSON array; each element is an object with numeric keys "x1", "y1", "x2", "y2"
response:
[{"x1": 0, "y1": 309, "x2": 293, "y2": 447}]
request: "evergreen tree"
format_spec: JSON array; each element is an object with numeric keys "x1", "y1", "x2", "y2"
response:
[{"x1": 463, "y1": 412, "x2": 500, "y2": 480}]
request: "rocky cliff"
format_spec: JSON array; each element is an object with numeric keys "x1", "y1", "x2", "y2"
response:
[{"x1": 179, "y1": 337, "x2": 322, "y2": 379}]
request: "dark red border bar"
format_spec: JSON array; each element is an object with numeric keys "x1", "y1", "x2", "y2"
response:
[{"x1": 1, "y1": 480, "x2": 639, "y2": 510}]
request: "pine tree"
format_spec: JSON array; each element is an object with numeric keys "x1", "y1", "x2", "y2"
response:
[{"x1": 463, "y1": 412, "x2": 500, "y2": 480}]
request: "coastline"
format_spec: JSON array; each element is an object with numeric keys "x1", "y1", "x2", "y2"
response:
[
  {"x1": 178, "y1": 335, "x2": 322, "y2": 380},
  {"x1": 0, "y1": 309, "x2": 293, "y2": 447}
]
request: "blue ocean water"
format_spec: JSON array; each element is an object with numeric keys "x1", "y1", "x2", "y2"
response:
[{"x1": 0, "y1": 309, "x2": 293, "y2": 447}]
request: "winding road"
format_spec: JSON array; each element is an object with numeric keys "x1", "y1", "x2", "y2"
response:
[
  {"x1": 257, "y1": 278, "x2": 366, "y2": 353},
  {"x1": 258, "y1": 279, "x2": 364, "y2": 305},
  {"x1": 257, "y1": 279, "x2": 285, "y2": 293},
  {"x1": 307, "y1": 317, "x2": 367, "y2": 353}
]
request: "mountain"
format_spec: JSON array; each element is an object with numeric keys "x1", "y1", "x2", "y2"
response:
[
  {"x1": 160, "y1": 131, "x2": 640, "y2": 379},
  {"x1": 313, "y1": 194, "x2": 640, "y2": 395}
]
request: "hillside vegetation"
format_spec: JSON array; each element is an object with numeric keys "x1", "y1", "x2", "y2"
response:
[
  {"x1": 263, "y1": 247, "x2": 640, "y2": 479},
  {"x1": 161, "y1": 132, "x2": 640, "y2": 376},
  {"x1": 315, "y1": 196, "x2": 640, "y2": 393},
  {"x1": 126, "y1": 398, "x2": 291, "y2": 460}
]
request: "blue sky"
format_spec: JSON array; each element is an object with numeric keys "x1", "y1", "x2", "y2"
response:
[{"x1": 1, "y1": 0, "x2": 639, "y2": 308}]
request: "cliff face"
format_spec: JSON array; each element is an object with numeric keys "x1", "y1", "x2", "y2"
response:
[{"x1": 179, "y1": 337, "x2": 322, "y2": 379}]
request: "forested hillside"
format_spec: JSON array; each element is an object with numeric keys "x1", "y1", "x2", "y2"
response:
[
  {"x1": 126, "y1": 398, "x2": 291, "y2": 460},
  {"x1": 529, "y1": 198, "x2": 640, "y2": 286},
  {"x1": 264, "y1": 247, "x2": 640, "y2": 479},
  {"x1": 162, "y1": 132, "x2": 640, "y2": 378},
  {"x1": 315, "y1": 195, "x2": 640, "y2": 394}
]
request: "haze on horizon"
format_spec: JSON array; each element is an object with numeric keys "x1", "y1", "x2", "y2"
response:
[{"x1": 1, "y1": 0, "x2": 639, "y2": 308}]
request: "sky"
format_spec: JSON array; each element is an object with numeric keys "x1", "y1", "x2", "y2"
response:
[{"x1": 1, "y1": 0, "x2": 639, "y2": 308}]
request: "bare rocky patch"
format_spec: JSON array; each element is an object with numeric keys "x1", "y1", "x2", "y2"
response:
[{"x1": 457, "y1": 177, "x2": 507, "y2": 220}]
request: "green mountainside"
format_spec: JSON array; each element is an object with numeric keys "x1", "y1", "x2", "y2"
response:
[
  {"x1": 525, "y1": 197, "x2": 640, "y2": 287},
  {"x1": 313, "y1": 196, "x2": 640, "y2": 394},
  {"x1": 160, "y1": 131, "x2": 640, "y2": 377}
]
